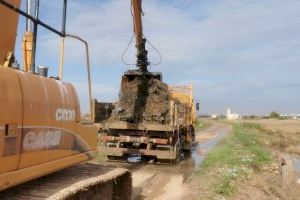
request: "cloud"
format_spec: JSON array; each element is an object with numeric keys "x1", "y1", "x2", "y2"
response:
[
  {"x1": 72, "y1": 82, "x2": 119, "y2": 114},
  {"x1": 14, "y1": 0, "x2": 300, "y2": 115}
]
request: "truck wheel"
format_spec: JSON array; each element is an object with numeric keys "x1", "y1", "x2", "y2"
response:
[
  {"x1": 107, "y1": 155, "x2": 116, "y2": 160},
  {"x1": 172, "y1": 143, "x2": 182, "y2": 164},
  {"x1": 157, "y1": 145, "x2": 182, "y2": 165},
  {"x1": 190, "y1": 126, "x2": 195, "y2": 141}
]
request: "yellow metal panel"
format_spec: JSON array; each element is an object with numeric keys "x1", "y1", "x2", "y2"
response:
[
  {"x1": 0, "y1": 155, "x2": 20, "y2": 174},
  {"x1": 76, "y1": 123, "x2": 98, "y2": 151},
  {"x1": 18, "y1": 150, "x2": 71, "y2": 169},
  {"x1": 22, "y1": 32, "x2": 33, "y2": 71},
  {"x1": 0, "y1": 0, "x2": 20, "y2": 64},
  {"x1": 0, "y1": 67, "x2": 22, "y2": 174},
  {"x1": 0, "y1": 68, "x2": 98, "y2": 190},
  {"x1": 169, "y1": 85, "x2": 196, "y2": 126}
]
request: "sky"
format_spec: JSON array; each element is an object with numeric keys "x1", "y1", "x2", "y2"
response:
[{"x1": 13, "y1": 0, "x2": 300, "y2": 115}]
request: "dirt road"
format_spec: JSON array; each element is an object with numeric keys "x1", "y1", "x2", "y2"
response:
[{"x1": 102, "y1": 122, "x2": 230, "y2": 200}]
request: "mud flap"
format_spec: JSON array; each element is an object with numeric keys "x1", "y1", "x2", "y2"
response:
[{"x1": 183, "y1": 142, "x2": 192, "y2": 152}]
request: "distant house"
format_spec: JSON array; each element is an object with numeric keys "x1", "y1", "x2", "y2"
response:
[
  {"x1": 211, "y1": 114, "x2": 219, "y2": 119},
  {"x1": 227, "y1": 108, "x2": 240, "y2": 120},
  {"x1": 280, "y1": 113, "x2": 300, "y2": 120}
]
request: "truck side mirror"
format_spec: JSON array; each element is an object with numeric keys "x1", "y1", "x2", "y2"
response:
[{"x1": 196, "y1": 103, "x2": 200, "y2": 111}]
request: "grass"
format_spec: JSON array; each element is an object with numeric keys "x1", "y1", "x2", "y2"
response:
[
  {"x1": 195, "y1": 118, "x2": 212, "y2": 131},
  {"x1": 94, "y1": 151, "x2": 107, "y2": 163},
  {"x1": 195, "y1": 123, "x2": 272, "y2": 197},
  {"x1": 242, "y1": 119, "x2": 300, "y2": 134},
  {"x1": 241, "y1": 121, "x2": 300, "y2": 155}
]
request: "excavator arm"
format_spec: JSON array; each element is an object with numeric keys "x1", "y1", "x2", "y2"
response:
[
  {"x1": 0, "y1": 0, "x2": 20, "y2": 66},
  {"x1": 131, "y1": 0, "x2": 149, "y2": 72},
  {"x1": 122, "y1": 0, "x2": 161, "y2": 88}
]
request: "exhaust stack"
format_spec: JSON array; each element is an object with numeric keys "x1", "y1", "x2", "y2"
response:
[
  {"x1": 26, "y1": 0, "x2": 33, "y2": 32},
  {"x1": 23, "y1": 0, "x2": 39, "y2": 73},
  {"x1": 37, "y1": 65, "x2": 48, "y2": 77}
]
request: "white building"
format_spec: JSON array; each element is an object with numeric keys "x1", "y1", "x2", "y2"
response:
[
  {"x1": 227, "y1": 108, "x2": 240, "y2": 120},
  {"x1": 211, "y1": 114, "x2": 219, "y2": 119}
]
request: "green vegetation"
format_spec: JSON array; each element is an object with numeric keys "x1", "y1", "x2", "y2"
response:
[
  {"x1": 248, "y1": 122, "x2": 300, "y2": 155},
  {"x1": 94, "y1": 152, "x2": 106, "y2": 163},
  {"x1": 195, "y1": 118, "x2": 212, "y2": 131},
  {"x1": 269, "y1": 111, "x2": 281, "y2": 119},
  {"x1": 195, "y1": 123, "x2": 272, "y2": 197},
  {"x1": 243, "y1": 115, "x2": 259, "y2": 119}
]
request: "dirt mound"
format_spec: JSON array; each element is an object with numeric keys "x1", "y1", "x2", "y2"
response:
[{"x1": 110, "y1": 76, "x2": 171, "y2": 124}]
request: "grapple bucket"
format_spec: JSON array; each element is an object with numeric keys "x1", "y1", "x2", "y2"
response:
[{"x1": 121, "y1": 70, "x2": 162, "y2": 90}]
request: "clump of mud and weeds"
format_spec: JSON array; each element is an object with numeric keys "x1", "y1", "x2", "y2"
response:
[{"x1": 110, "y1": 76, "x2": 172, "y2": 124}]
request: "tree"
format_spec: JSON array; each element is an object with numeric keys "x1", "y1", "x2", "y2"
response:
[{"x1": 269, "y1": 111, "x2": 280, "y2": 119}]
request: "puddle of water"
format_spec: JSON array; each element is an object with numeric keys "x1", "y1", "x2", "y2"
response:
[
  {"x1": 191, "y1": 127, "x2": 228, "y2": 167},
  {"x1": 171, "y1": 125, "x2": 230, "y2": 183},
  {"x1": 293, "y1": 158, "x2": 300, "y2": 178},
  {"x1": 294, "y1": 159, "x2": 300, "y2": 172}
]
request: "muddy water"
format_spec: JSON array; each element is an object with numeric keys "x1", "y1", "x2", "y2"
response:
[
  {"x1": 191, "y1": 125, "x2": 229, "y2": 167},
  {"x1": 129, "y1": 123, "x2": 231, "y2": 200},
  {"x1": 293, "y1": 157, "x2": 300, "y2": 178}
]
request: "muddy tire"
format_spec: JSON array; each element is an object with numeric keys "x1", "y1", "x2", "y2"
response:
[
  {"x1": 191, "y1": 126, "x2": 195, "y2": 141},
  {"x1": 174, "y1": 143, "x2": 183, "y2": 164},
  {"x1": 158, "y1": 143, "x2": 182, "y2": 165}
]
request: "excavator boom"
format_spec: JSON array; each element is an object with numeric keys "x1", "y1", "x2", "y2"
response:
[
  {"x1": 131, "y1": 0, "x2": 149, "y2": 72},
  {"x1": 123, "y1": 0, "x2": 162, "y2": 81},
  {"x1": 0, "y1": 0, "x2": 20, "y2": 65},
  {"x1": 131, "y1": 0, "x2": 143, "y2": 48}
]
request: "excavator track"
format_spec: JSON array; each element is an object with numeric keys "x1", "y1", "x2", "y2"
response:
[{"x1": 0, "y1": 163, "x2": 132, "y2": 200}]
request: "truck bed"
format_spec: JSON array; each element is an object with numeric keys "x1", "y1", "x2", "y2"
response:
[{"x1": 106, "y1": 121, "x2": 173, "y2": 132}]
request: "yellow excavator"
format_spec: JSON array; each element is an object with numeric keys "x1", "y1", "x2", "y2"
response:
[{"x1": 0, "y1": 0, "x2": 131, "y2": 199}]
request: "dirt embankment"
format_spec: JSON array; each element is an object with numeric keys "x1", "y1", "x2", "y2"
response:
[
  {"x1": 181, "y1": 120, "x2": 300, "y2": 200},
  {"x1": 242, "y1": 119, "x2": 300, "y2": 155},
  {"x1": 231, "y1": 156, "x2": 300, "y2": 200},
  {"x1": 241, "y1": 126, "x2": 300, "y2": 200}
]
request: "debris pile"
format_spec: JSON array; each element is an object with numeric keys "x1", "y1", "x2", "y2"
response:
[{"x1": 110, "y1": 76, "x2": 171, "y2": 124}]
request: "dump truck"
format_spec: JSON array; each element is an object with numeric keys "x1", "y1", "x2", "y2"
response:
[
  {"x1": 0, "y1": 0, "x2": 131, "y2": 199},
  {"x1": 101, "y1": 82, "x2": 196, "y2": 162},
  {"x1": 99, "y1": 0, "x2": 196, "y2": 163}
]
